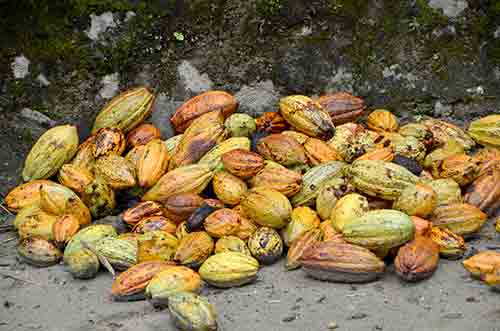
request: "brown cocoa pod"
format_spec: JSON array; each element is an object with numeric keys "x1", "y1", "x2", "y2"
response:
[
  {"x1": 464, "y1": 169, "x2": 500, "y2": 216},
  {"x1": 164, "y1": 193, "x2": 205, "y2": 223},
  {"x1": 317, "y1": 92, "x2": 365, "y2": 125},
  {"x1": 171, "y1": 90, "x2": 238, "y2": 133},
  {"x1": 431, "y1": 203, "x2": 487, "y2": 237},
  {"x1": 221, "y1": 149, "x2": 265, "y2": 179},
  {"x1": 111, "y1": 260, "x2": 175, "y2": 301},
  {"x1": 285, "y1": 229, "x2": 322, "y2": 270},
  {"x1": 204, "y1": 208, "x2": 241, "y2": 238},
  {"x1": 174, "y1": 231, "x2": 214, "y2": 268},
  {"x1": 394, "y1": 236, "x2": 440, "y2": 282},
  {"x1": 249, "y1": 162, "x2": 302, "y2": 197},
  {"x1": 123, "y1": 201, "x2": 165, "y2": 226},
  {"x1": 126, "y1": 124, "x2": 161, "y2": 147},
  {"x1": 256, "y1": 134, "x2": 308, "y2": 166},
  {"x1": 93, "y1": 127, "x2": 126, "y2": 157},
  {"x1": 304, "y1": 138, "x2": 342, "y2": 165},
  {"x1": 132, "y1": 216, "x2": 177, "y2": 235},
  {"x1": 410, "y1": 216, "x2": 432, "y2": 237},
  {"x1": 299, "y1": 241, "x2": 385, "y2": 283},
  {"x1": 255, "y1": 112, "x2": 288, "y2": 133}
]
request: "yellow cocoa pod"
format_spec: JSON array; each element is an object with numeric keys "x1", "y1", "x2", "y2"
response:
[
  {"x1": 331, "y1": 193, "x2": 369, "y2": 232},
  {"x1": 438, "y1": 154, "x2": 479, "y2": 186},
  {"x1": 240, "y1": 188, "x2": 292, "y2": 229},
  {"x1": 281, "y1": 207, "x2": 320, "y2": 247},
  {"x1": 63, "y1": 224, "x2": 117, "y2": 262},
  {"x1": 94, "y1": 154, "x2": 136, "y2": 190},
  {"x1": 212, "y1": 171, "x2": 247, "y2": 206},
  {"x1": 164, "y1": 134, "x2": 184, "y2": 155},
  {"x1": 22, "y1": 125, "x2": 79, "y2": 181},
  {"x1": 355, "y1": 148, "x2": 394, "y2": 162},
  {"x1": 39, "y1": 183, "x2": 91, "y2": 226},
  {"x1": 427, "y1": 179, "x2": 462, "y2": 207},
  {"x1": 142, "y1": 164, "x2": 213, "y2": 202},
  {"x1": 146, "y1": 266, "x2": 202, "y2": 307},
  {"x1": 71, "y1": 136, "x2": 96, "y2": 170},
  {"x1": 168, "y1": 292, "x2": 218, "y2": 331},
  {"x1": 137, "y1": 231, "x2": 179, "y2": 262},
  {"x1": 215, "y1": 236, "x2": 251, "y2": 255},
  {"x1": 279, "y1": 95, "x2": 335, "y2": 139},
  {"x1": 468, "y1": 114, "x2": 500, "y2": 148},
  {"x1": 53, "y1": 215, "x2": 80, "y2": 246},
  {"x1": 282, "y1": 130, "x2": 309, "y2": 145},
  {"x1": 137, "y1": 139, "x2": 170, "y2": 188},
  {"x1": 125, "y1": 145, "x2": 146, "y2": 169},
  {"x1": 92, "y1": 87, "x2": 155, "y2": 133},
  {"x1": 430, "y1": 227, "x2": 466, "y2": 260},
  {"x1": 256, "y1": 133, "x2": 308, "y2": 166},
  {"x1": 393, "y1": 184, "x2": 437, "y2": 218},
  {"x1": 66, "y1": 248, "x2": 100, "y2": 279},
  {"x1": 174, "y1": 231, "x2": 214, "y2": 268},
  {"x1": 199, "y1": 252, "x2": 259, "y2": 288},
  {"x1": 366, "y1": 109, "x2": 398, "y2": 132},
  {"x1": 316, "y1": 178, "x2": 355, "y2": 221},
  {"x1": 5, "y1": 180, "x2": 59, "y2": 212},
  {"x1": 327, "y1": 123, "x2": 379, "y2": 162},
  {"x1": 58, "y1": 164, "x2": 94, "y2": 195},
  {"x1": 233, "y1": 206, "x2": 257, "y2": 241},
  {"x1": 94, "y1": 237, "x2": 138, "y2": 270},
  {"x1": 463, "y1": 251, "x2": 500, "y2": 279},
  {"x1": 18, "y1": 211, "x2": 58, "y2": 240},
  {"x1": 92, "y1": 127, "x2": 126, "y2": 157}
]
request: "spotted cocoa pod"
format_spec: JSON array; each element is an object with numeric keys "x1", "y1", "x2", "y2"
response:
[
  {"x1": 355, "y1": 148, "x2": 394, "y2": 162},
  {"x1": 94, "y1": 154, "x2": 136, "y2": 190},
  {"x1": 57, "y1": 164, "x2": 94, "y2": 195},
  {"x1": 93, "y1": 127, "x2": 126, "y2": 157},
  {"x1": 171, "y1": 90, "x2": 238, "y2": 133},
  {"x1": 331, "y1": 193, "x2": 369, "y2": 232},
  {"x1": 233, "y1": 206, "x2": 257, "y2": 241},
  {"x1": 463, "y1": 251, "x2": 500, "y2": 279},
  {"x1": 248, "y1": 227, "x2": 283, "y2": 265},
  {"x1": 224, "y1": 113, "x2": 256, "y2": 138},
  {"x1": 317, "y1": 92, "x2": 365, "y2": 125},
  {"x1": 255, "y1": 112, "x2": 288, "y2": 133},
  {"x1": 316, "y1": 178, "x2": 355, "y2": 221},
  {"x1": 126, "y1": 123, "x2": 161, "y2": 147},
  {"x1": 17, "y1": 236, "x2": 62, "y2": 267},
  {"x1": 395, "y1": 236, "x2": 440, "y2": 282},
  {"x1": 327, "y1": 123, "x2": 378, "y2": 162},
  {"x1": 241, "y1": 188, "x2": 292, "y2": 229},
  {"x1": 427, "y1": 179, "x2": 462, "y2": 207},
  {"x1": 393, "y1": 184, "x2": 437, "y2": 218},
  {"x1": 199, "y1": 137, "x2": 251, "y2": 170},
  {"x1": 187, "y1": 203, "x2": 219, "y2": 232},
  {"x1": 366, "y1": 109, "x2": 398, "y2": 132},
  {"x1": 214, "y1": 236, "x2": 251, "y2": 256},
  {"x1": 82, "y1": 177, "x2": 116, "y2": 219},
  {"x1": 282, "y1": 130, "x2": 309, "y2": 145},
  {"x1": 71, "y1": 136, "x2": 96, "y2": 170},
  {"x1": 438, "y1": 154, "x2": 479, "y2": 186},
  {"x1": 5, "y1": 180, "x2": 60, "y2": 212},
  {"x1": 168, "y1": 292, "x2": 218, "y2": 331},
  {"x1": 66, "y1": 248, "x2": 100, "y2": 279},
  {"x1": 422, "y1": 118, "x2": 475, "y2": 150},
  {"x1": 63, "y1": 224, "x2": 117, "y2": 262},
  {"x1": 125, "y1": 145, "x2": 146, "y2": 169},
  {"x1": 303, "y1": 138, "x2": 342, "y2": 165},
  {"x1": 137, "y1": 231, "x2": 179, "y2": 262},
  {"x1": 123, "y1": 201, "x2": 165, "y2": 226},
  {"x1": 94, "y1": 236, "x2": 138, "y2": 270}
]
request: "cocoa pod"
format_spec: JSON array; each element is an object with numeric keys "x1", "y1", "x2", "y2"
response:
[
  {"x1": 22, "y1": 125, "x2": 79, "y2": 181},
  {"x1": 240, "y1": 188, "x2": 292, "y2": 229},
  {"x1": 399, "y1": 123, "x2": 434, "y2": 149},
  {"x1": 63, "y1": 224, "x2": 117, "y2": 262},
  {"x1": 126, "y1": 123, "x2": 161, "y2": 147},
  {"x1": 224, "y1": 113, "x2": 256, "y2": 138},
  {"x1": 383, "y1": 133, "x2": 426, "y2": 162},
  {"x1": 247, "y1": 227, "x2": 283, "y2": 265},
  {"x1": 123, "y1": 201, "x2": 165, "y2": 226},
  {"x1": 81, "y1": 177, "x2": 116, "y2": 219},
  {"x1": 204, "y1": 208, "x2": 241, "y2": 238},
  {"x1": 320, "y1": 221, "x2": 339, "y2": 241},
  {"x1": 468, "y1": 114, "x2": 500, "y2": 148},
  {"x1": 349, "y1": 160, "x2": 418, "y2": 200},
  {"x1": 94, "y1": 154, "x2": 136, "y2": 190},
  {"x1": 256, "y1": 133, "x2": 308, "y2": 166},
  {"x1": 249, "y1": 161, "x2": 302, "y2": 197},
  {"x1": 464, "y1": 169, "x2": 500, "y2": 216},
  {"x1": 291, "y1": 161, "x2": 347, "y2": 206},
  {"x1": 39, "y1": 183, "x2": 91, "y2": 225},
  {"x1": 255, "y1": 112, "x2": 288, "y2": 133},
  {"x1": 285, "y1": 229, "x2": 322, "y2": 270},
  {"x1": 299, "y1": 241, "x2": 385, "y2": 283},
  {"x1": 168, "y1": 292, "x2": 218, "y2": 331},
  {"x1": 146, "y1": 266, "x2": 202, "y2": 307},
  {"x1": 58, "y1": 164, "x2": 94, "y2": 195},
  {"x1": 17, "y1": 237, "x2": 62, "y2": 267},
  {"x1": 164, "y1": 193, "x2": 205, "y2": 223},
  {"x1": 422, "y1": 118, "x2": 475, "y2": 150},
  {"x1": 125, "y1": 145, "x2": 146, "y2": 169},
  {"x1": 394, "y1": 236, "x2": 439, "y2": 282},
  {"x1": 304, "y1": 138, "x2": 342, "y2": 165},
  {"x1": 214, "y1": 236, "x2": 251, "y2": 256},
  {"x1": 431, "y1": 203, "x2": 487, "y2": 237},
  {"x1": 92, "y1": 87, "x2": 155, "y2": 133},
  {"x1": 174, "y1": 232, "x2": 214, "y2": 268},
  {"x1": 463, "y1": 251, "x2": 500, "y2": 279},
  {"x1": 137, "y1": 231, "x2": 179, "y2": 262},
  {"x1": 5, "y1": 180, "x2": 59, "y2": 212},
  {"x1": 137, "y1": 139, "x2": 170, "y2": 188},
  {"x1": 212, "y1": 171, "x2": 247, "y2": 206},
  {"x1": 169, "y1": 110, "x2": 225, "y2": 170},
  {"x1": 342, "y1": 209, "x2": 415, "y2": 250},
  {"x1": 176, "y1": 222, "x2": 190, "y2": 241},
  {"x1": 279, "y1": 95, "x2": 335, "y2": 139},
  {"x1": 316, "y1": 178, "x2": 355, "y2": 221},
  {"x1": 392, "y1": 184, "x2": 437, "y2": 218},
  {"x1": 171, "y1": 90, "x2": 237, "y2": 133},
  {"x1": 71, "y1": 136, "x2": 96, "y2": 170},
  {"x1": 281, "y1": 207, "x2": 320, "y2": 247},
  {"x1": 410, "y1": 216, "x2": 432, "y2": 237},
  {"x1": 331, "y1": 193, "x2": 369, "y2": 232},
  {"x1": 474, "y1": 148, "x2": 500, "y2": 177},
  {"x1": 427, "y1": 178, "x2": 462, "y2": 207},
  {"x1": 317, "y1": 92, "x2": 365, "y2": 125},
  {"x1": 221, "y1": 149, "x2": 265, "y2": 179},
  {"x1": 164, "y1": 134, "x2": 184, "y2": 155},
  {"x1": 327, "y1": 123, "x2": 378, "y2": 162},
  {"x1": 423, "y1": 139, "x2": 465, "y2": 176},
  {"x1": 111, "y1": 260, "x2": 175, "y2": 301},
  {"x1": 142, "y1": 164, "x2": 213, "y2": 202},
  {"x1": 199, "y1": 137, "x2": 251, "y2": 170},
  {"x1": 53, "y1": 215, "x2": 80, "y2": 246},
  {"x1": 66, "y1": 248, "x2": 100, "y2": 279},
  {"x1": 438, "y1": 154, "x2": 479, "y2": 186},
  {"x1": 355, "y1": 148, "x2": 394, "y2": 162},
  {"x1": 18, "y1": 209, "x2": 58, "y2": 240},
  {"x1": 93, "y1": 127, "x2": 126, "y2": 157},
  {"x1": 366, "y1": 109, "x2": 398, "y2": 132},
  {"x1": 233, "y1": 206, "x2": 257, "y2": 241},
  {"x1": 132, "y1": 216, "x2": 177, "y2": 235},
  {"x1": 199, "y1": 252, "x2": 259, "y2": 288},
  {"x1": 429, "y1": 227, "x2": 466, "y2": 260},
  {"x1": 94, "y1": 237, "x2": 138, "y2": 270}
]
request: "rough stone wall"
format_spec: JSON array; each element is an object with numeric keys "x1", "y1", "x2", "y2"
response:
[{"x1": 1, "y1": 0, "x2": 499, "y2": 191}]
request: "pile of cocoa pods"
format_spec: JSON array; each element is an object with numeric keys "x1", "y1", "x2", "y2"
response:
[{"x1": 5, "y1": 87, "x2": 500, "y2": 330}]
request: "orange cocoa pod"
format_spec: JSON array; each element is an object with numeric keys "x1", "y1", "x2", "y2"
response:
[
  {"x1": 304, "y1": 138, "x2": 342, "y2": 165},
  {"x1": 464, "y1": 169, "x2": 500, "y2": 216},
  {"x1": 463, "y1": 251, "x2": 500, "y2": 279},
  {"x1": 126, "y1": 124, "x2": 161, "y2": 147},
  {"x1": 285, "y1": 229, "x2": 323, "y2": 270},
  {"x1": 233, "y1": 205, "x2": 257, "y2": 241},
  {"x1": 249, "y1": 162, "x2": 302, "y2": 197},
  {"x1": 366, "y1": 109, "x2": 398, "y2": 132},
  {"x1": 221, "y1": 149, "x2": 265, "y2": 179},
  {"x1": 394, "y1": 236, "x2": 439, "y2": 282},
  {"x1": 204, "y1": 208, "x2": 241, "y2": 238},
  {"x1": 410, "y1": 216, "x2": 432, "y2": 237},
  {"x1": 256, "y1": 133, "x2": 308, "y2": 166},
  {"x1": 52, "y1": 215, "x2": 80, "y2": 246},
  {"x1": 137, "y1": 139, "x2": 170, "y2": 188},
  {"x1": 439, "y1": 154, "x2": 479, "y2": 186},
  {"x1": 255, "y1": 112, "x2": 289, "y2": 133},
  {"x1": 123, "y1": 201, "x2": 165, "y2": 226},
  {"x1": 5, "y1": 180, "x2": 58, "y2": 212},
  {"x1": 163, "y1": 193, "x2": 205, "y2": 223}
]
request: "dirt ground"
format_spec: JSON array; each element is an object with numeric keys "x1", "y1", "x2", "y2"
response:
[{"x1": 1, "y1": 219, "x2": 500, "y2": 331}]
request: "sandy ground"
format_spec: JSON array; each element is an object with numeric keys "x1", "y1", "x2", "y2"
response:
[{"x1": 1, "y1": 220, "x2": 500, "y2": 331}]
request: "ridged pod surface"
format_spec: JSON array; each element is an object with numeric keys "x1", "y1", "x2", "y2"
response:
[
  {"x1": 255, "y1": 112, "x2": 288, "y2": 133},
  {"x1": 286, "y1": 229, "x2": 322, "y2": 270},
  {"x1": 249, "y1": 162, "x2": 302, "y2": 197},
  {"x1": 279, "y1": 95, "x2": 335, "y2": 139},
  {"x1": 349, "y1": 160, "x2": 418, "y2": 200},
  {"x1": 94, "y1": 237, "x2": 138, "y2": 270},
  {"x1": 92, "y1": 87, "x2": 155, "y2": 133},
  {"x1": 204, "y1": 208, "x2": 241, "y2": 238},
  {"x1": 168, "y1": 292, "x2": 218, "y2": 331},
  {"x1": 137, "y1": 139, "x2": 170, "y2": 188},
  {"x1": 331, "y1": 193, "x2": 369, "y2": 232},
  {"x1": 299, "y1": 241, "x2": 385, "y2": 283},
  {"x1": 468, "y1": 115, "x2": 500, "y2": 148},
  {"x1": 199, "y1": 252, "x2": 259, "y2": 288},
  {"x1": 66, "y1": 249, "x2": 100, "y2": 279},
  {"x1": 366, "y1": 109, "x2": 398, "y2": 132},
  {"x1": 240, "y1": 187, "x2": 292, "y2": 229},
  {"x1": 92, "y1": 127, "x2": 126, "y2": 157},
  {"x1": 422, "y1": 118, "x2": 475, "y2": 150},
  {"x1": 212, "y1": 171, "x2": 247, "y2": 206},
  {"x1": 431, "y1": 203, "x2": 487, "y2": 236},
  {"x1": 221, "y1": 149, "x2": 265, "y2": 179},
  {"x1": 137, "y1": 231, "x2": 179, "y2": 262},
  {"x1": 164, "y1": 193, "x2": 204, "y2": 223},
  {"x1": 316, "y1": 178, "x2": 355, "y2": 221},
  {"x1": 438, "y1": 154, "x2": 479, "y2": 186},
  {"x1": 53, "y1": 215, "x2": 80, "y2": 246},
  {"x1": 5, "y1": 180, "x2": 60, "y2": 212},
  {"x1": 22, "y1": 125, "x2": 79, "y2": 181},
  {"x1": 58, "y1": 164, "x2": 94, "y2": 195},
  {"x1": 394, "y1": 236, "x2": 440, "y2": 282},
  {"x1": 174, "y1": 232, "x2": 214, "y2": 268},
  {"x1": 464, "y1": 169, "x2": 500, "y2": 216},
  {"x1": 82, "y1": 177, "x2": 116, "y2": 219},
  {"x1": 463, "y1": 251, "x2": 500, "y2": 279},
  {"x1": 215, "y1": 236, "x2": 251, "y2": 256},
  {"x1": 94, "y1": 154, "x2": 136, "y2": 190},
  {"x1": 317, "y1": 92, "x2": 365, "y2": 125},
  {"x1": 393, "y1": 184, "x2": 437, "y2": 218},
  {"x1": 256, "y1": 133, "x2": 308, "y2": 166},
  {"x1": 224, "y1": 113, "x2": 256, "y2": 138},
  {"x1": 171, "y1": 90, "x2": 238, "y2": 133},
  {"x1": 132, "y1": 216, "x2": 177, "y2": 235},
  {"x1": 63, "y1": 224, "x2": 117, "y2": 262},
  {"x1": 355, "y1": 148, "x2": 394, "y2": 162},
  {"x1": 39, "y1": 182, "x2": 91, "y2": 226},
  {"x1": 123, "y1": 201, "x2": 165, "y2": 225},
  {"x1": 281, "y1": 207, "x2": 320, "y2": 247},
  {"x1": 427, "y1": 179, "x2": 462, "y2": 207},
  {"x1": 304, "y1": 137, "x2": 342, "y2": 165}
]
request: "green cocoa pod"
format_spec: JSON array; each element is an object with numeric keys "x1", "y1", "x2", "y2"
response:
[
  {"x1": 64, "y1": 224, "x2": 117, "y2": 262},
  {"x1": 94, "y1": 237, "x2": 138, "y2": 270},
  {"x1": 66, "y1": 248, "x2": 100, "y2": 279},
  {"x1": 168, "y1": 292, "x2": 218, "y2": 331}
]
